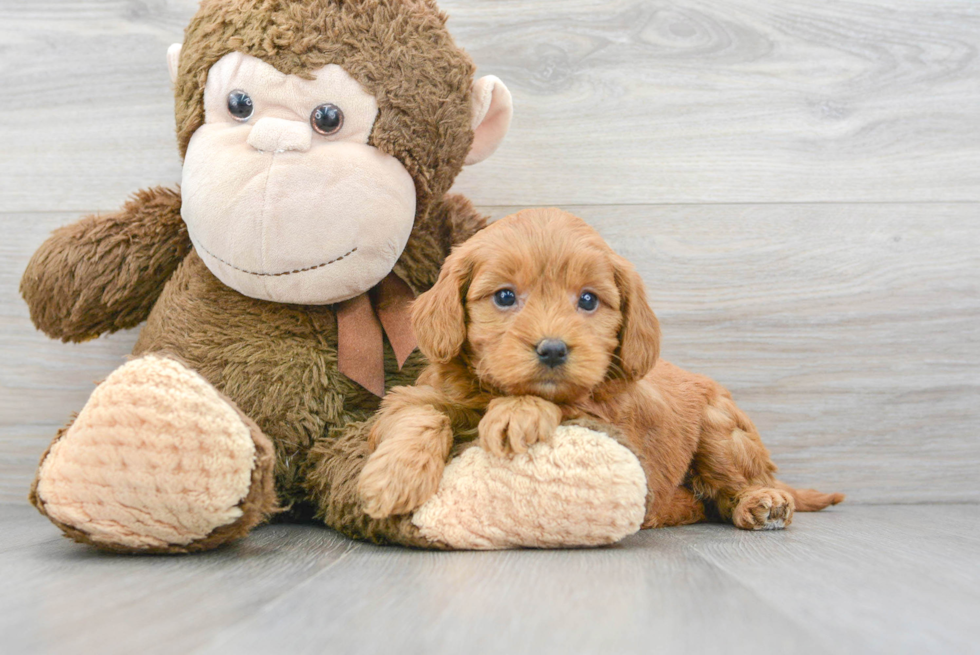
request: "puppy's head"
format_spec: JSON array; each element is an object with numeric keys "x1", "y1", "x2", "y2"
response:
[{"x1": 412, "y1": 208, "x2": 660, "y2": 402}]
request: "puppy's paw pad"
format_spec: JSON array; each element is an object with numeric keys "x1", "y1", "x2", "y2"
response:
[
  {"x1": 733, "y1": 488, "x2": 795, "y2": 530},
  {"x1": 413, "y1": 425, "x2": 647, "y2": 549},
  {"x1": 35, "y1": 355, "x2": 259, "y2": 549}
]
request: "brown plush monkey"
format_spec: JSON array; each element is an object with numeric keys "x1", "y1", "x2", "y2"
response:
[{"x1": 21, "y1": 0, "x2": 649, "y2": 553}]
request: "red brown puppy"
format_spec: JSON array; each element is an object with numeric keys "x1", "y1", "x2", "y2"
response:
[{"x1": 359, "y1": 208, "x2": 843, "y2": 529}]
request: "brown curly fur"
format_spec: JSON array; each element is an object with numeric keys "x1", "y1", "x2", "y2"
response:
[
  {"x1": 20, "y1": 187, "x2": 191, "y2": 342},
  {"x1": 360, "y1": 208, "x2": 844, "y2": 528},
  {"x1": 21, "y1": 0, "x2": 489, "y2": 552}
]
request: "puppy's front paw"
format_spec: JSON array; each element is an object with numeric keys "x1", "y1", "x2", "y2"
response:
[
  {"x1": 358, "y1": 408, "x2": 453, "y2": 518},
  {"x1": 478, "y1": 396, "x2": 563, "y2": 457}
]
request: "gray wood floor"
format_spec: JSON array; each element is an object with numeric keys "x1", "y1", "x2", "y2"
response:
[
  {"x1": 2, "y1": 1, "x2": 979, "y2": 653},
  {"x1": 2, "y1": 503, "x2": 978, "y2": 655}
]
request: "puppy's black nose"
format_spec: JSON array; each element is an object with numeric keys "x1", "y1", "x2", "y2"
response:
[{"x1": 536, "y1": 339, "x2": 568, "y2": 368}]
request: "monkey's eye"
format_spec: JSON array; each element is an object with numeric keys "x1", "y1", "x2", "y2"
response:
[
  {"x1": 492, "y1": 289, "x2": 517, "y2": 308},
  {"x1": 578, "y1": 291, "x2": 599, "y2": 312},
  {"x1": 311, "y1": 103, "x2": 344, "y2": 136},
  {"x1": 227, "y1": 90, "x2": 254, "y2": 122}
]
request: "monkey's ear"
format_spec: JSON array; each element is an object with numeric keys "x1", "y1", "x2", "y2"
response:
[
  {"x1": 167, "y1": 43, "x2": 182, "y2": 85},
  {"x1": 465, "y1": 76, "x2": 513, "y2": 166},
  {"x1": 609, "y1": 255, "x2": 661, "y2": 382},
  {"x1": 411, "y1": 247, "x2": 474, "y2": 363}
]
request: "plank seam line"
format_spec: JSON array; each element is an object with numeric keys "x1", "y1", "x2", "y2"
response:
[
  {"x1": 0, "y1": 536, "x2": 64, "y2": 556},
  {"x1": 187, "y1": 540, "x2": 358, "y2": 654},
  {"x1": 662, "y1": 528, "x2": 840, "y2": 650}
]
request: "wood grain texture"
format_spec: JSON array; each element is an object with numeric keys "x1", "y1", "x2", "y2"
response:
[
  {"x1": 3, "y1": 204, "x2": 978, "y2": 505},
  {"x1": 2, "y1": 2, "x2": 978, "y2": 652},
  {"x1": 0, "y1": 0, "x2": 978, "y2": 212},
  {"x1": 661, "y1": 504, "x2": 980, "y2": 655},
  {"x1": 1, "y1": 503, "x2": 977, "y2": 655}
]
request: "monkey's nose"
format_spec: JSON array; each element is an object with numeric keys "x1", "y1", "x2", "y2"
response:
[
  {"x1": 246, "y1": 117, "x2": 312, "y2": 153},
  {"x1": 536, "y1": 339, "x2": 568, "y2": 368}
]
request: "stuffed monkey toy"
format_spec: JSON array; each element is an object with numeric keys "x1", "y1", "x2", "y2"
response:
[{"x1": 21, "y1": 0, "x2": 649, "y2": 553}]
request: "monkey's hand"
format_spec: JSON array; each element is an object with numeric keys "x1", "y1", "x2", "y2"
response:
[
  {"x1": 358, "y1": 406, "x2": 454, "y2": 518},
  {"x1": 20, "y1": 186, "x2": 190, "y2": 342},
  {"x1": 478, "y1": 396, "x2": 563, "y2": 457}
]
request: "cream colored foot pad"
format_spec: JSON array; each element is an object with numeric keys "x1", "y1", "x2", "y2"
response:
[
  {"x1": 35, "y1": 355, "x2": 256, "y2": 549},
  {"x1": 412, "y1": 425, "x2": 647, "y2": 549}
]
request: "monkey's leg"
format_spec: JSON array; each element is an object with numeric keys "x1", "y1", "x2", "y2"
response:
[
  {"x1": 20, "y1": 186, "x2": 190, "y2": 342},
  {"x1": 305, "y1": 420, "x2": 649, "y2": 549},
  {"x1": 31, "y1": 355, "x2": 277, "y2": 553},
  {"x1": 689, "y1": 391, "x2": 795, "y2": 531}
]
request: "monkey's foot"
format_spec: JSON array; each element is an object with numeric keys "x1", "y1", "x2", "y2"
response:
[
  {"x1": 411, "y1": 425, "x2": 647, "y2": 549},
  {"x1": 32, "y1": 355, "x2": 277, "y2": 553}
]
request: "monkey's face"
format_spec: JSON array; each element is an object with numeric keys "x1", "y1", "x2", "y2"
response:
[{"x1": 181, "y1": 52, "x2": 417, "y2": 304}]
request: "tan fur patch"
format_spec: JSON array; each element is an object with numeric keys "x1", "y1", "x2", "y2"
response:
[
  {"x1": 35, "y1": 356, "x2": 257, "y2": 549},
  {"x1": 401, "y1": 208, "x2": 841, "y2": 536},
  {"x1": 411, "y1": 425, "x2": 647, "y2": 549},
  {"x1": 358, "y1": 405, "x2": 453, "y2": 518},
  {"x1": 478, "y1": 395, "x2": 562, "y2": 456}
]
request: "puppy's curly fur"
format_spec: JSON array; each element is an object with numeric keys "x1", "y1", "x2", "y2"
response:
[{"x1": 358, "y1": 208, "x2": 843, "y2": 529}]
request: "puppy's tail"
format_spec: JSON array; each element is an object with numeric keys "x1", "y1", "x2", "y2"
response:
[{"x1": 776, "y1": 481, "x2": 845, "y2": 512}]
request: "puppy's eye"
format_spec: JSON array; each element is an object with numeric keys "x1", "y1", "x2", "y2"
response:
[
  {"x1": 492, "y1": 289, "x2": 517, "y2": 308},
  {"x1": 578, "y1": 291, "x2": 599, "y2": 312},
  {"x1": 311, "y1": 103, "x2": 344, "y2": 135},
  {"x1": 227, "y1": 90, "x2": 254, "y2": 122}
]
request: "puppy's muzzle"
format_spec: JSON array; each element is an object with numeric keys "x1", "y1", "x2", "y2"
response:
[{"x1": 536, "y1": 339, "x2": 568, "y2": 369}]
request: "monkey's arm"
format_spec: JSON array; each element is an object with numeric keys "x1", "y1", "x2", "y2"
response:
[{"x1": 20, "y1": 186, "x2": 191, "y2": 342}]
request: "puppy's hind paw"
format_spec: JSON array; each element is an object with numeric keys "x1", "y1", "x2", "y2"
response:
[{"x1": 732, "y1": 487, "x2": 795, "y2": 530}]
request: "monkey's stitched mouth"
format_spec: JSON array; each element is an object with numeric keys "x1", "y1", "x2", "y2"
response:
[{"x1": 196, "y1": 243, "x2": 358, "y2": 277}]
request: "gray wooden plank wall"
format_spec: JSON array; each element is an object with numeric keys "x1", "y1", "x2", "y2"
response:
[{"x1": 1, "y1": 0, "x2": 978, "y2": 505}]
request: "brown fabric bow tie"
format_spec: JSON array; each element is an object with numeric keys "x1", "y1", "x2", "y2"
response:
[{"x1": 335, "y1": 273, "x2": 417, "y2": 397}]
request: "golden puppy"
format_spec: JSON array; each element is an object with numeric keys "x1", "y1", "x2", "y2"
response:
[{"x1": 358, "y1": 208, "x2": 843, "y2": 530}]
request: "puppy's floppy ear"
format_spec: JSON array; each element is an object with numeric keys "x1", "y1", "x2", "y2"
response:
[
  {"x1": 610, "y1": 254, "x2": 660, "y2": 382},
  {"x1": 412, "y1": 246, "x2": 474, "y2": 364}
]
